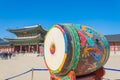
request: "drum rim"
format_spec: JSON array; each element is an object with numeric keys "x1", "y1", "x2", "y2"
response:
[{"x1": 44, "y1": 25, "x2": 68, "y2": 73}]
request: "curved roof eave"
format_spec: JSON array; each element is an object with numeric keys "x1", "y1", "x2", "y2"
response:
[
  {"x1": 7, "y1": 25, "x2": 47, "y2": 34},
  {"x1": 5, "y1": 34, "x2": 43, "y2": 42},
  {"x1": 0, "y1": 41, "x2": 11, "y2": 46}
]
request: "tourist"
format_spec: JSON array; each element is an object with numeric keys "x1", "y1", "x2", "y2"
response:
[
  {"x1": 0, "y1": 50, "x2": 3, "y2": 59},
  {"x1": 5, "y1": 51, "x2": 8, "y2": 60},
  {"x1": 8, "y1": 51, "x2": 12, "y2": 59}
]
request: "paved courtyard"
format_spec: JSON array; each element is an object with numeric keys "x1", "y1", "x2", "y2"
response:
[{"x1": 0, "y1": 54, "x2": 120, "y2": 80}]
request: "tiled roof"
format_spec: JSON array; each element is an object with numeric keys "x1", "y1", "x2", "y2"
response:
[
  {"x1": 0, "y1": 38, "x2": 4, "y2": 42},
  {"x1": 7, "y1": 24, "x2": 47, "y2": 33},
  {"x1": 0, "y1": 39, "x2": 11, "y2": 46},
  {"x1": 105, "y1": 34, "x2": 120, "y2": 42}
]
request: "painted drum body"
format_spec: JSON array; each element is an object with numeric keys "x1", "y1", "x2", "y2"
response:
[{"x1": 44, "y1": 24, "x2": 110, "y2": 76}]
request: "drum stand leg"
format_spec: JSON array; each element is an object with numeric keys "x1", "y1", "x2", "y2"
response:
[{"x1": 50, "y1": 67, "x2": 105, "y2": 80}]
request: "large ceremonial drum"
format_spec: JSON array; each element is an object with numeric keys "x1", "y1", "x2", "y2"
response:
[{"x1": 44, "y1": 24, "x2": 110, "y2": 76}]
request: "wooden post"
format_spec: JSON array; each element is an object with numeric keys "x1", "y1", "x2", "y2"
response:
[
  {"x1": 36, "y1": 44, "x2": 38, "y2": 53},
  {"x1": 28, "y1": 45, "x2": 30, "y2": 53},
  {"x1": 114, "y1": 42, "x2": 116, "y2": 54},
  {"x1": 20, "y1": 45, "x2": 22, "y2": 53},
  {"x1": 31, "y1": 68, "x2": 34, "y2": 80}
]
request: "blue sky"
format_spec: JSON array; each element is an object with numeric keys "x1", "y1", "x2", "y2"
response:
[{"x1": 0, "y1": 0, "x2": 120, "y2": 38}]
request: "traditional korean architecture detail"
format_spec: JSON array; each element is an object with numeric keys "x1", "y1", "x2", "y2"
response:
[
  {"x1": 0, "y1": 39, "x2": 13, "y2": 52},
  {"x1": 5, "y1": 24, "x2": 47, "y2": 54},
  {"x1": 105, "y1": 34, "x2": 120, "y2": 55}
]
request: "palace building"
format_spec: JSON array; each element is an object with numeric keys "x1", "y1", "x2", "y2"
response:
[
  {"x1": 0, "y1": 39, "x2": 13, "y2": 52},
  {"x1": 5, "y1": 24, "x2": 47, "y2": 55},
  {"x1": 105, "y1": 34, "x2": 120, "y2": 55}
]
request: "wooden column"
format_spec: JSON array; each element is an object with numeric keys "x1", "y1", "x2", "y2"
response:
[
  {"x1": 114, "y1": 42, "x2": 116, "y2": 54},
  {"x1": 36, "y1": 44, "x2": 39, "y2": 53},
  {"x1": 25, "y1": 46, "x2": 27, "y2": 53},
  {"x1": 20, "y1": 45, "x2": 22, "y2": 53},
  {"x1": 39, "y1": 45, "x2": 43, "y2": 56},
  {"x1": 12, "y1": 46, "x2": 15, "y2": 53},
  {"x1": 28, "y1": 45, "x2": 30, "y2": 53}
]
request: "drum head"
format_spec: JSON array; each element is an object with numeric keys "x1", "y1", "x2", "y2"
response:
[{"x1": 44, "y1": 26, "x2": 66, "y2": 72}]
